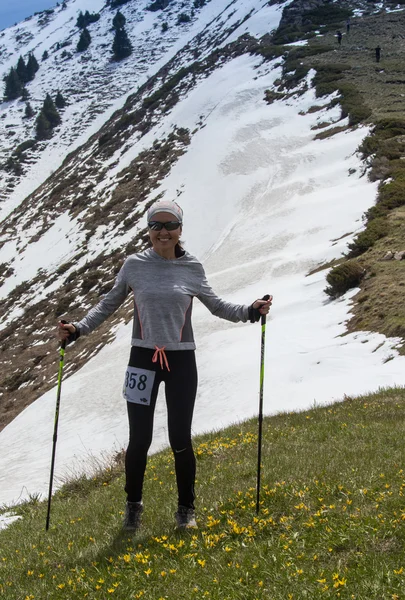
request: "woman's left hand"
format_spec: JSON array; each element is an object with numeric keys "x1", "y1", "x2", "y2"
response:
[{"x1": 252, "y1": 295, "x2": 273, "y2": 315}]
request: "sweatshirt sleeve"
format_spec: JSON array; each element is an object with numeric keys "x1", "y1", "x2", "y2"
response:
[
  {"x1": 197, "y1": 275, "x2": 249, "y2": 323},
  {"x1": 74, "y1": 262, "x2": 130, "y2": 336}
]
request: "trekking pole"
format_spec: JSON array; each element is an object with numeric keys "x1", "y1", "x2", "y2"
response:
[
  {"x1": 256, "y1": 295, "x2": 270, "y2": 515},
  {"x1": 45, "y1": 322, "x2": 67, "y2": 531}
]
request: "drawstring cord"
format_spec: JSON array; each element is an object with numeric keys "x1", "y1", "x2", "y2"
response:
[{"x1": 152, "y1": 346, "x2": 170, "y2": 371}]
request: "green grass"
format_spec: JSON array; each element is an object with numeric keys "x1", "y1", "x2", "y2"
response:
[
  {"x1": 282, "y1": 9, "x2": 405, "y2": 350},
  {"x1": 1, "y1": 388, "x2": 405, "y2": 599}
]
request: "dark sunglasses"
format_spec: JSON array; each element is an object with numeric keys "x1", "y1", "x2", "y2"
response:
[{"x1": 148, "y1": 221, "x2": 182, "y2": 231}]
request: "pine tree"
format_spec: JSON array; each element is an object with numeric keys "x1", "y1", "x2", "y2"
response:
[
  {"x1": 35, "y1": 111, "x2": 52, "y2": 140},
  {"x1": 112, "y1": 10, "x2": 126, "y2": 30},
  {"x1": 42, "y1": 50, "x2": 49, "y2": 60},
  {"x1": 55, "y1": 90, "x2": 66, "y2": 109},
  {"x1": 76, "y1": 10, "x2": 86, "y2": 28},
  {"x1": 77, "y1": 27, "x2": 91, "y2": 52},
  {"x1": 112, "y1": 25, "x2": 132, "y2": 60},
  {"x1": 25, "y1": 102, "x2": 35, "y2": 118},
  {"x1": 77, "y1": 9, "x2": 100, "y2": 28},
  {"x1": 43, "y1": 93, "x2": 61, "y2": 127},
  {"x1": 21, "y1": 87, "x2": 30, "y2": 100},
  {"x1": 26, "y1": 53, "x2": 39, "y2": 81},
  {"x1": 111, "y1": 0, "x2": 131, "y2": 8},
  {"x1": 16, "y1": 56, "x2": 28, "y2": 84},
  {"x1": 4, "y1": 68, "x2": 22, "y2": 101}
]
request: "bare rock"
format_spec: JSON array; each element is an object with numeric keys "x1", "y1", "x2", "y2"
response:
[
  {"x1": 381, "y1": 251, "x2": 394, "y2": 260},
  {"x1": 394, "y1": 251, "x2": 405, "y2": 260}
]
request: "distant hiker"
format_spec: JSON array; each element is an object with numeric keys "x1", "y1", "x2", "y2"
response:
[
  {"x1": 375, "y1": 45, "x2": 381, "y2": 62},
  {"x1": 58, "y1": 200, "x2": 272, "y2": 532},
  {"x1": 337, "y1": 31, "x2": 343, "y2": 45},
  {"x1": 346, "y1": 18, "x2": 350, "y2": 33}
]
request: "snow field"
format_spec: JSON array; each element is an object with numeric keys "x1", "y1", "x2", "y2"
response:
[{"x1": 2, "y1": 50, "x2": 405, "y2": 509}]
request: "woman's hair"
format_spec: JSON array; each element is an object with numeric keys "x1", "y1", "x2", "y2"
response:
[{"x1": 175, "y1": 241, "x2": 185, "y2": 257}]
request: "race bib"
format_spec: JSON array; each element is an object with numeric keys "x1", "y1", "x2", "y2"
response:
[{"x1": 122, "y1": 366, "x2": 155, "y2": 406}]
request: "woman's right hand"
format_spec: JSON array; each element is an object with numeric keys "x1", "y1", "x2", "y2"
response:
[{"x1": 57, "y1": 321, "x2": 76, "y2": 342}]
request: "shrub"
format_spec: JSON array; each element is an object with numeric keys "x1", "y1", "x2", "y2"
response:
[
  {"x1": 13, "y1": 139, "x2": 36, "y2": 155},
  {"x1": 325, "y1": 261, "x2": 365, "y2": 298},
  {"x1": 273, "y1": 25, "x2": 304, "y2": 45},
  {"x1": 348, "y1": 218, "x2": 389, "y2": 256},
  {"x1": 374, "y1": 179, "x2": 405, "y2": 213},
  {"x1": 303, "y1": 5, "x2": 352, "y2": 28},
  {"x1": 177, "y1": 13, "x2": 191, "y2": 24},
  {"x1": 253, "y1": 44, "x2": 285, "y2": 61},
  {"x1": 54, "y1": 295, "x2": 71, "y2": 316},
  {"x1": 81, "y1": 272, "x2": 99, "y2": 294},
  {"x1": 146, "y1": 0, "x2": 172, "y2": 10},
  {"x1": 314, "y1": 124, "x2": 348, "y2": 140},
  {"x1": 283, "y1": 64, "x2": 310, "y2": 89},
  {"x1": 335, "y1": 84, "x2": 371, "y2": 125},
  {"x1": 264, "y1": 89, "x2": 285, "y2": 104},
  {"x1": 314, "y1": 67, "x2": 349, "y2": 98},
  {"x1": 346, "y1": 103, "x2": 372, "y2": 126},
  {"x1": 374, "y1": 118, "x2": 405, "y2": 139}
]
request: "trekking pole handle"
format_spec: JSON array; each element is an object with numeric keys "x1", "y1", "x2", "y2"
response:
[
  {"x1": 260, "y1": 295, "x2": 270, "y2": 324},
  {"x1": 60, "y1": 319, "x2": 69, "y2": 350}
]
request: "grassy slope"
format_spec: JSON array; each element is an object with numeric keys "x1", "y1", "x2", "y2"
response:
[
  {"x1": 296, "y1": 8, "x2": 405, "y2": 352},
  {"x1": 1, "y1": 388, "x2": 405, "y2": 599}
]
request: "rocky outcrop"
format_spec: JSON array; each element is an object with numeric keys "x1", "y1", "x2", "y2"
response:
[
  {"x1": 381, "y1": 250, "x2": 405, "y2": 260},
  {"x1": 278, "y1": 0, "x2": 351, "y2": 29}
]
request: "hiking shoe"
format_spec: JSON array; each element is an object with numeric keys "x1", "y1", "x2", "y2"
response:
[
  {"x1": 123, "y1": 501, "x2": 143, "y2": 531},
  {"x1": 175, "y1": 506, "x2": 197, "y2": 529}
]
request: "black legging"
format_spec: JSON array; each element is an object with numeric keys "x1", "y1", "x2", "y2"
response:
[{"x1": 125, "y1": 346, "x2": 198, "y2": 508}]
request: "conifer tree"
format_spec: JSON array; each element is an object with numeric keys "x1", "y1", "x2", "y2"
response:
[
  {"x1": 112, "y1": 10, "x2": 126, "y2": 30},
  {"x1": 76, "y1": 10, "x2": 86, "y2": 28},
  {"x1": 16, "y1": 56, "x2": 28, "y2": 84},
  {"x1": 26, "y1": 53, "x2": 39, "y2": 81},
  {"x1": 77, "y1": 27, "x2": 91, "y2": 52},
  {"x1": 4, "y1": 68, "x2": 22, "y2": 101},
  {"x1": 55, "y1": 90, "x2": 66, "y2": 109},
  {"x1": 21, "y1": 87, "x2": 30, "y2": 100},
  {"x1": 112, "y1": 25, "x2": 132, "y2": 60},
  {"x1": 25, "y1": 102, "x2": 35, "y2": 118},
  {"x1": 43, "y1": 93, "x2": 61, "y2": 127},
  {"x1": 35, "y1": 111, "x2": 52, "y2": 140},
  {"x1": 77, "y1": 9, "x2": 100, "y2": 28},
  {"x1": 42, "y1": 50, "x2": 49, "y2": 60}
]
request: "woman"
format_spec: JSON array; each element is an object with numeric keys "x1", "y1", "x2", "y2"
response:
[{"x1": 58, "y1": 199, "x2": 272, "y2": 531}]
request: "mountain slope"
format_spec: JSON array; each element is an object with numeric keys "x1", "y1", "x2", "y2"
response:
[
  {"x1": 1, "y1": 0, "x2": 405, "y2": 505},
  {"x1": 0, "y1": 0, "x2": 288, "y2": 431}
]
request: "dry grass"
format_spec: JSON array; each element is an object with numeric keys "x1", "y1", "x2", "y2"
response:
[
  {"x1": 305, "y1": 9, "x2": 405, "y2": 122},
  {"x1": 346, "y1": 207, "x2": 405, "y2": 351}
]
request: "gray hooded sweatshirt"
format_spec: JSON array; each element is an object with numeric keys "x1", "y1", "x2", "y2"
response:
[{"x1": 76, "y1": 248, "x2": 249, "y2": 351}]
